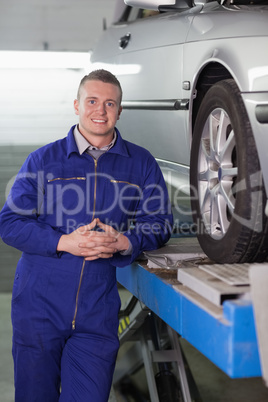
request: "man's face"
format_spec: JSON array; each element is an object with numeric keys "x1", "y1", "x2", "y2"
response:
[{"x1": 74, "y1": 80, "x2": 122, "y2": 145}]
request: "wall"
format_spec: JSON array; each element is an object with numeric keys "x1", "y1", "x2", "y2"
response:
[
  {"x1": 0, "y1": 145, "x2": 39, "y2": 292},
  {"x1": 0, "y1": 0, "x2": 118, "y2": 290},
  {"x1": 0, "y1": 61, "x2": 86, "y2": 145},
  {"x1": 0, "y1": 60, "x2": 90, "y2": 290},
  {"x1": 0, "y1": 0, "x2": 117, "y2": 51}
]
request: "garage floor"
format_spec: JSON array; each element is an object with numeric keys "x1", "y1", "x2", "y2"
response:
[{"x1": 1, "y1": 292, "x2": 268, "y2": 402}]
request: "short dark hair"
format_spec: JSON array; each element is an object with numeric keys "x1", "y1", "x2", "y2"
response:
[{"x1": 77, "y1": 69, "x2": 123, "y2": 104}]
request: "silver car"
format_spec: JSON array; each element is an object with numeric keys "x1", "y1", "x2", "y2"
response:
[{"x1": 91, "y1": 0, "x2": 268, "y2": 263}]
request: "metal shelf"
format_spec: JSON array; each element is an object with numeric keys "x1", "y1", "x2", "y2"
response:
[{"x1": 116, "y1": 261, "x2": 261, "y2": 379}]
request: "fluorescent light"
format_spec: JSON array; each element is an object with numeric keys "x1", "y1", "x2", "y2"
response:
[
  {"x1": 91, "y1": 62, "x2": 141, "y2": 76},
  {"x1": 0, "y1": 51, "x2": 91, "y2": 69}
]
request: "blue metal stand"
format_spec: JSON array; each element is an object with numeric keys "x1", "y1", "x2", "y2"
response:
[{"x1": 116, "y1": 262, "x2": 261, "y2": 378}]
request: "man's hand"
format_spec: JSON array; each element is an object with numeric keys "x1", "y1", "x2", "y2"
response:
[{"x1": 57, "y1": 218, "x2": 129, "y2": 261}]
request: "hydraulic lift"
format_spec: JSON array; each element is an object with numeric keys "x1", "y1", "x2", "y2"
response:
[{"x1": 113, "y1": 236, "x2": 268, "y2": 401}]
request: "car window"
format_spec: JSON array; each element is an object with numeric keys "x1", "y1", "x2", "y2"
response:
[
  {"x1": 127, "y1": 7, "x2": 143, "y2": 21},
  {"x1": 141, "y1": 9, "x2": 160, "y2": 18},
  {"x1": 118, "y1": 6, "x2": 160, "y2": 23}
]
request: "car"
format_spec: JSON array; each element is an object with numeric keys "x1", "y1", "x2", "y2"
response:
[{"x1": 91, "y1": 0, "x2": 268, "y2": 264}]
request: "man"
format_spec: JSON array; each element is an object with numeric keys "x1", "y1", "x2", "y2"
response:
[{"x1": 0, "y1": 69, "x2": 173, "y2": 401}]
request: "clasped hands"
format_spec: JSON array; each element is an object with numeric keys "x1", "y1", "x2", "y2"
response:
[{"x1": 57, "y1": 218, "x2": 129, "y2": 261}]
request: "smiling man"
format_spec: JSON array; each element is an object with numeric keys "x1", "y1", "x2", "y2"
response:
[
  {"x1": 74, "y1": 75, "x2": 123, "y2": 146},
  {"x1": 0, "y1": 69, "x2": 173, "y2": 402}
]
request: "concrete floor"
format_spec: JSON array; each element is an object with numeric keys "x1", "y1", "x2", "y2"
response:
[
  {"x1": 2, "y1": 291, "x2": 268, "y2": 402},
  {"x1": 179, "y1": 338, "x2": 268, "y2": 402}
]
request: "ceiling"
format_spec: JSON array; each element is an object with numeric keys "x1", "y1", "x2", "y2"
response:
[{"x1": 0, "y1": 0, "x2": 118, "y2": 52}]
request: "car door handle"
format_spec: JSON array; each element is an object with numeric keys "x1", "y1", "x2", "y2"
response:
[{"x1": 119, "y1": 33, "x2": 131, "y2": 49}]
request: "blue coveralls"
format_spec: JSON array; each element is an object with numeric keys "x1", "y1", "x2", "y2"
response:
[{"x1": 0, "y1": 126, "x2": 173, "y2": 402}]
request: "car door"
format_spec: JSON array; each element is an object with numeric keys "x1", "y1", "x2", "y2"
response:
[{"x1": 91, "y1": 3, "x2": 193, "y2": 166}]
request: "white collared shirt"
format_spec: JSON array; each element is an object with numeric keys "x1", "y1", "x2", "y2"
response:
[{"x1": 73, "y1": 125, "x2": 117, "y2": 160}]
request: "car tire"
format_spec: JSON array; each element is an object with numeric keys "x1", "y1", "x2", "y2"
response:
[{"x1": 190, "y1": 79, "x2": 268, "y2": 263}]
